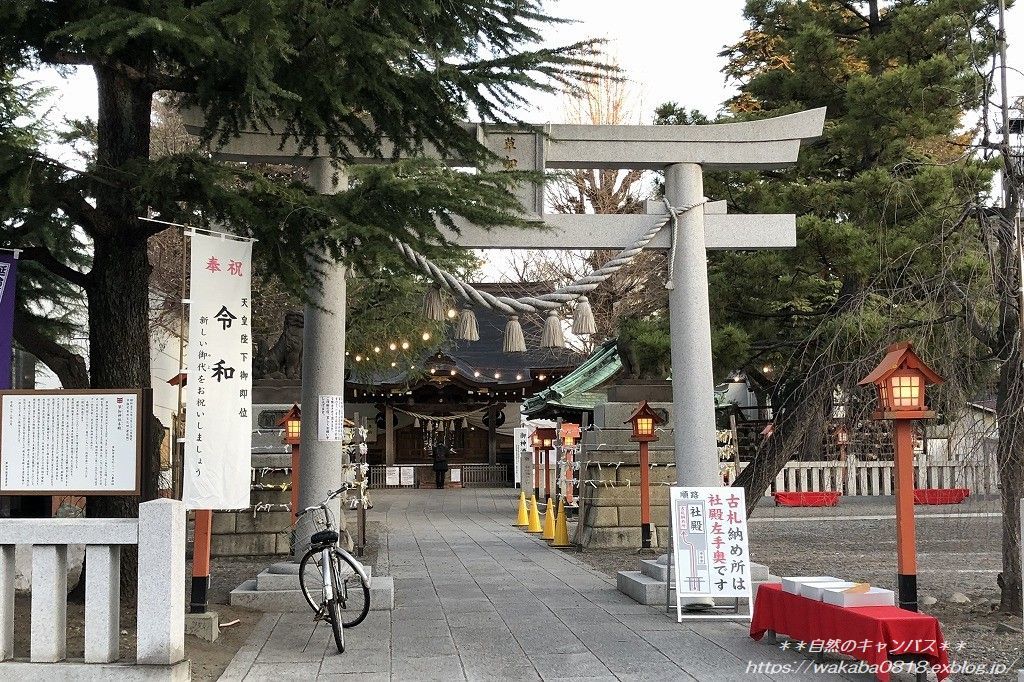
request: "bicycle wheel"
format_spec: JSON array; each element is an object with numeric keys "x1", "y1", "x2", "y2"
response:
[
  {"x1": 298, "y1": 546, "x2": 326, "y2": 615},
  {"x1": 299, "y1": 547, "x2": 370, "y2": 628},
  {"x1": 333, "y1": 549, "x2": 371, "y2": 628},
  {"x1": 326, "y1": 561, "x2": 345, "y2": 653}
]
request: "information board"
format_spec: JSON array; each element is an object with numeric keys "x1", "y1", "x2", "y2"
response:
[
  {"x1": 0, "y1": 389, "x2": 144, "y2": 495},
  {"x1": 450, "y1": 467, "x2": 461, "y2": 484},
  {"x1": 384, "y1": 466, "x2": 399, "y2": 486},
  {"x1": 317, "y1": 394, "x2": 345, "y2": 442},
  {"x1": 400, "y1": 466, "x2": 414, "y2": 486},
  {"x1": 670, "y1": 486, "x2": 752, "y2": 620},
  {"x1": 513, "y1": 427, "x2": 530, "y2": 487}
]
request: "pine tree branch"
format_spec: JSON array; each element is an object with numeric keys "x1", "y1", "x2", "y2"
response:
[
  {"x1": 20, "y1": 246, "x2": 90, "y2": 289},
  {"x1": 38, "y1": 49, "x2": 91, "y2": 66}
]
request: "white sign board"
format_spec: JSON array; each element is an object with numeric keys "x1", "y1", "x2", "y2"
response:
[
  {"x1": 400, "y1": 466, "x2": 414, "y2": 486},
  {"x1": 0, "y1": 391, "x2": 141, "y2": 494},
  {"x1": 513, "y1": 427, "x2": 530, "y2": 487},
  {"x1": 182, "y1": 233, "x2": 253, "y2": 510},
  {"x1": 385, "y1": 466, "x2": 399, "y2": 486},
  {"x1": 317, "y1": 395, "x2": 345, "y2": 442},
  {"x1": 450, "y1": 467, "x2": 461, "y2": 484},
  {"x1": 670, "y1": 486, "x2": 752, "y2": 621}
]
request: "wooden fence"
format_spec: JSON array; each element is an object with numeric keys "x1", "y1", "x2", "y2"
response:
[
  {"x1": 738, "y1": 456, "x2": 998, "y2": 497},
  {"x1": 368, "y1": 463, "x2": 510, "y2": 488}
]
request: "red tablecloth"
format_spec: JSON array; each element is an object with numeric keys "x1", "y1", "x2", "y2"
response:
[
  {"x1": 750, "y1": 584, "x2": 949, "y2": 681},
  {"x1": 773, "y1": 491, "x2": 841, "y2": 507},
  {"x1": 914, "y1": 488, "x2": 970, "y2": 505}
]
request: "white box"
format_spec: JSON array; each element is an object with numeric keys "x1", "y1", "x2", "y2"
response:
[
  {"x1": 799, "y1": 581, "x2": 858, "y2": 600},
  {"x1": 781, "y1": 576, "x2": 841, "y2": 595},
  {"x1": 821, "y1": 586, "x2": 895, "y2": 608}
]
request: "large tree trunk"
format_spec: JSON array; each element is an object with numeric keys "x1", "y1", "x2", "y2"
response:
[
  {"x1": 12, "y1": 310, "x2": 89, "y2": 389},
  {"x1": 84, "y1": 65, "x2": 156, "y2": 600},
  {"x1": 733, "y1": 367, "x2": 836, "y2": 517},
  {"x1": 996, "y1": 343, "x2": 1024, "y2": 614}
]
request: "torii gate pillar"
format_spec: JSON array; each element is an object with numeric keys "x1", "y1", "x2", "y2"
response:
[
  {"x1": 664, "y1": 164, "x2": 720, "y2": 487},
  {"x1": 294, "y1": 158, "x2": 348, "y2": 558}
]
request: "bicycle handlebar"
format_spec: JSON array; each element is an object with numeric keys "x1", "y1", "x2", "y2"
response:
[{"x1": 295, "y1": 485, "x2": 351, "y2": 519}]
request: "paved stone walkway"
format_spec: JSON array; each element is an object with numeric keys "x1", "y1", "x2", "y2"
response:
[{"x1": 221, "y1": 489, "x2": 869, "y2": 681}]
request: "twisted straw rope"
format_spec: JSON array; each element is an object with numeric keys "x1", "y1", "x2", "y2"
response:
[{"x1": 393, "y1": 198, "x2": 707, "y2": 314}]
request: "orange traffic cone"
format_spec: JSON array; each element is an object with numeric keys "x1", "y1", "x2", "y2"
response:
[
  {"x1": 514, "y1": 490, "x2": 529, "y2": 527},
  {"x1": 526, "y1": 495, "x2": 543, "y2": 533},
  {"x1": 549, "y1": 498, "x2": 571, "y2": 547},
  {"x1": 541, "y1": 497, "x2": 555, "y2": 540}
]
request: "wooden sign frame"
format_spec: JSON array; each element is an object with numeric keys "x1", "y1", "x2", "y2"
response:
[{"x1": 0, "y1": 388, "x2": 150, "y2": 496}]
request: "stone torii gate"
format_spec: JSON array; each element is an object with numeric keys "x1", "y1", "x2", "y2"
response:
[{"x1": 187, "y1": 108, "x2": 825, "y2": 550}]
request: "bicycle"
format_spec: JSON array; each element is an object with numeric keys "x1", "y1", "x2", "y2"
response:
[{"x1": 295, "y1": 486, "x2": 371, "y2": 653}]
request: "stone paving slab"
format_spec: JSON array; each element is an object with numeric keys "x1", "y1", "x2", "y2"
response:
[{"x1": 222, "y1": 488, "x2": 876, "y2": 681}]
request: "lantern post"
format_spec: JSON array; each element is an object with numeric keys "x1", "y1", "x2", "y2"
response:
[
  {"x1": 858, "y1": 341, "x2": 944, "y2": 611},
  {"x1": 277, "y1": 404, "x2": 303, "y2": 523},
  {"x1": 626, "y1": 401, "x2": 665, "y2": 549},
  {"x1": 531, "y1": 427, "x2": 556, "y2": 501},
  {"x1": 560, "y1": 423, "x2": 581, "y2": 506}
]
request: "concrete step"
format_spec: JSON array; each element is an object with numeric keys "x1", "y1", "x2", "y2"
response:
[
  {"x1": 640, "y1": 558, "x2": 668, "y2": 582},
  {"x1": 617, "y1": 568, "x2": 780, "y2": 607},
  {"x1": 230, "y1": 575, "x2": 394, "y2": 612},
  {"x1": 617, "y1": 570, "x2": 673, "y2": 605},
  {"x1": 256, "y1": 563, "x2": 373, "y2": 591}
]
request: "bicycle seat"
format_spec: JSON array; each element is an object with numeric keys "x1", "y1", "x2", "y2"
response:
[{"x1": 310, "y1": 529, "x2": 339, "y2": 546}]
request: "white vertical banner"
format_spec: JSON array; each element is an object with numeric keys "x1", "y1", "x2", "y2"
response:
[{"x1": 182, "y1": 233, "x2": 253, "y2": 510}]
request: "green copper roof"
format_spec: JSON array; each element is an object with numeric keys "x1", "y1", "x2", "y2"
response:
[{"x1": 522, "y1": 339, "x2": 622, "y2": 415}]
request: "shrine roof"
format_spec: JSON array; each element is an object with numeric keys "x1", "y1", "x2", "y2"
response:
[
  {"x1": 522, "y1": 338, "x2": 622, "y2": 416},
  {"x1": 349, "y1": 283, "x2": 582, "y2": 391}
]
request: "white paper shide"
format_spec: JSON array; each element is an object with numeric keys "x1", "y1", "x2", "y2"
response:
[{"x1": 182, "y1": 233, "x2": 253, "y2": 510}]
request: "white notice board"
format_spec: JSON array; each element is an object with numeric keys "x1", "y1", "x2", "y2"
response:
[
  {"x1": 450, "y1": 467, "x2": 461, "y2": 483},
  {"x1": 318, "y1": 395, "x2": 345, "y2": 442},
  {"x1": 669, "y1": 486, "x2": 752, "y2": 621},
  {"x1": 399, "y1": 466, "x2": 414, "y2": 486},
  {"x1": 513, "y1": 427, "x2": 529, "y2": 487},
  {"x1": 385, "y1": 466, "x2": 399, "y2": 486},
  {"x1": 0, "y1": 390, "x2": 143, "y2": 495}
]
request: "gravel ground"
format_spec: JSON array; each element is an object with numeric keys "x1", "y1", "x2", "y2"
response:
[{"x1": 567, "y1": 495, "x2": 1022, "y2": 680}]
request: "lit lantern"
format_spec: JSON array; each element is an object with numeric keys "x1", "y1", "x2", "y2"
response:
[
  {"x1": 560, "y1": 423, "x2": 581, "y2": 505},
  {"x1": 858, "y1": 340, "x2": 944, "y2": 612},
  {"x1": 531, "y1": 427, "x2": 557, "y2": 500},
  {"x1": 626, "y1": 401, "x2": 663, "y2": 443},
  {"x1": 277, "y1": 404, "x2": 302, "y2": 445},
  {"x1": 276, "y1": 403, "x2": 302, "y2": 523},
  {"x1": 624, "y1": 401, "x2": 665, "y2": 549},
  {"x1": 858, "y1": 342, "x2": 941, "y2": 418}
]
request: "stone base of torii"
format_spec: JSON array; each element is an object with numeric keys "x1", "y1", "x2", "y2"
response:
[{"x1": 184, "y1": 107, "x2": 825, "y2": 610}]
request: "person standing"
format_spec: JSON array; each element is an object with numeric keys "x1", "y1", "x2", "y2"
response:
[{"x1": 432, "y1": 441, "x2": 449, "y2": 489}]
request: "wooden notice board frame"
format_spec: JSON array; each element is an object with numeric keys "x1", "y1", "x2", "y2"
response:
[{"x1": 0, "y1": 388, "x2": 149, "y2": 496}]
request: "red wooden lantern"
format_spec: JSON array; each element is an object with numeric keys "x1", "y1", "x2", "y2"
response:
[
  {"x1": 624, "y1": 401, "x2": 665, "y2": 548},
  {"x1": 277, "y1": 404, "x2": 302, "y2": 445},
  {"x1": 858, "y1": 341, "x2": 944, "y2": 612},
  {"x1": 625, "y1": 401, "x2": 664, "y2": 443},
  {"x1": 858, "y1": 342, "x2": 943, "y2": 420}
]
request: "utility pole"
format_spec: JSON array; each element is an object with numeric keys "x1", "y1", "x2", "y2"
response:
[{"x1": 997, "y1": 0, "x2": 1024, "y2": 335}]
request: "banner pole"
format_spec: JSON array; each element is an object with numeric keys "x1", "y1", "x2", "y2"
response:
[{"x1": 190, "y1": 509, "x2": 212, "y2": 613}]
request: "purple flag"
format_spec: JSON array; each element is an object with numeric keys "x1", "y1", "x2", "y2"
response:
[{"x1": 0, "y1": 253, "x2": 18, "y2": 390}]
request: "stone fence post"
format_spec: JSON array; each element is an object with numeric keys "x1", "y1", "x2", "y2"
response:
[{"x1": 137, "y1": 498, "x2": 186, "y2": 666}]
